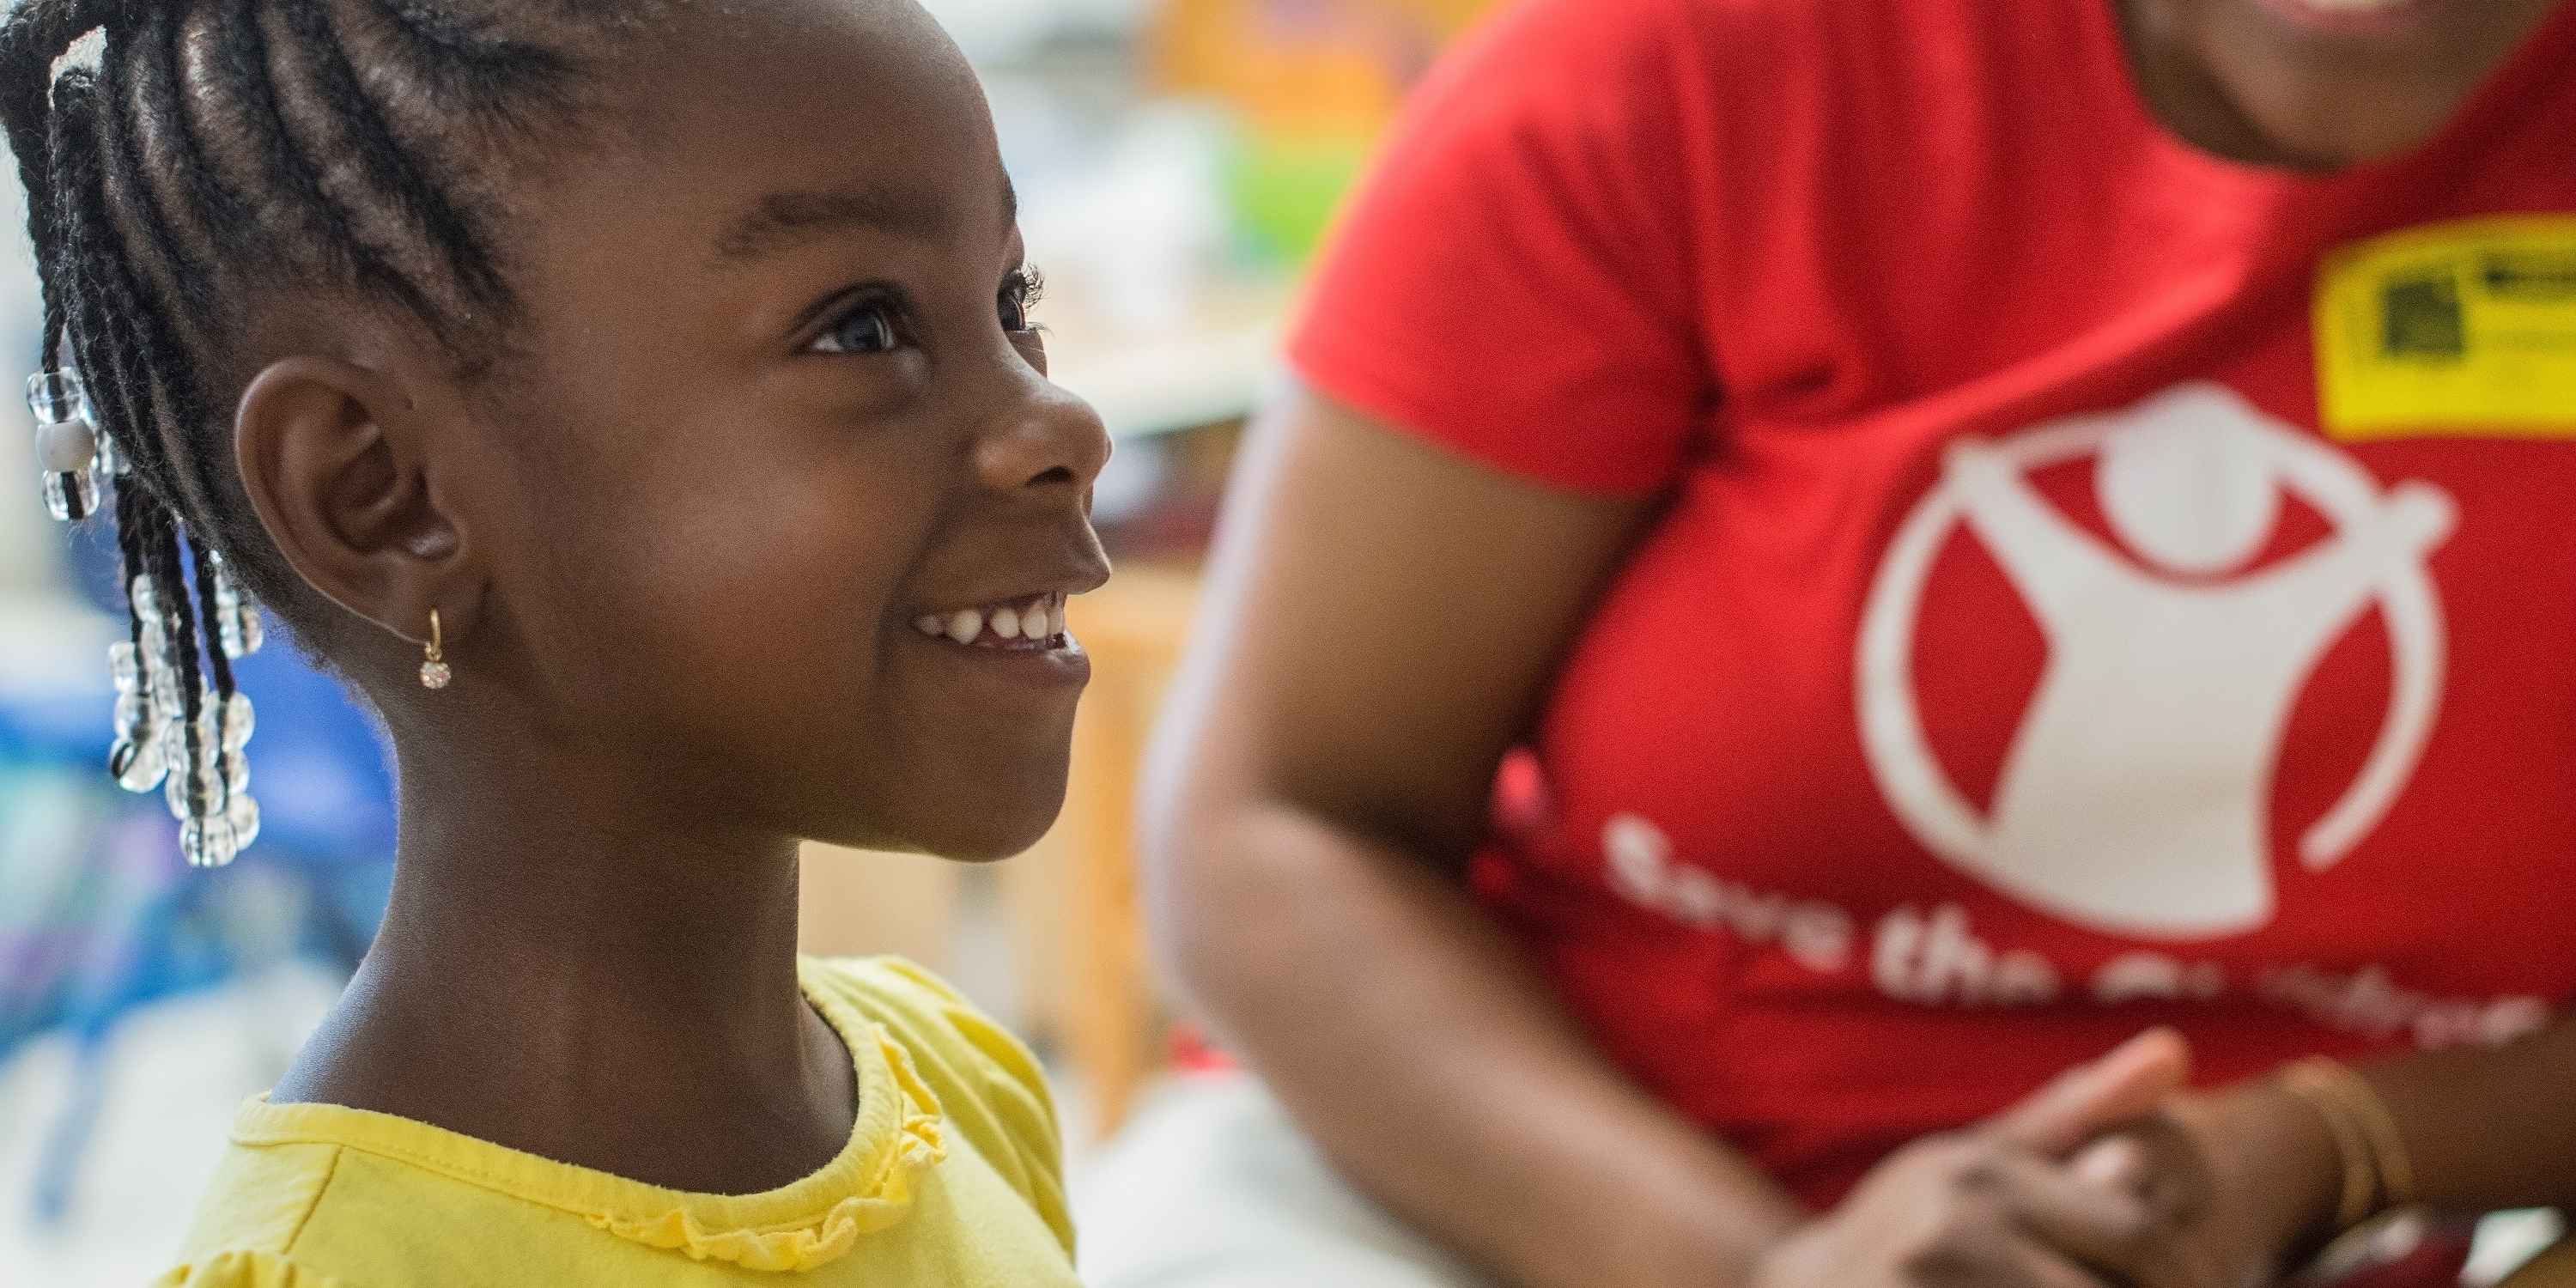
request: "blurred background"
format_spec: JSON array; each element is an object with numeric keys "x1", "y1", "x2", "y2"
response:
[{"x1": 0, "y1": 0, "x2": 1495, "y2": 1280}]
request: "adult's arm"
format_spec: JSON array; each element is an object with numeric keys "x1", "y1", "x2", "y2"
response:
[
  {"x1": 1139, "y1": 384, "x2": 1797, "y2": 1287},
  {"x1": 2369, "y1": 1017, "x2": 2576, "y2": 1214}
]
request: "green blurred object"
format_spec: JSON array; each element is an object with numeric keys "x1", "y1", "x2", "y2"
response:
[{"x1": 1223, "y1": 128, "x2": 1373, "y2": 266}]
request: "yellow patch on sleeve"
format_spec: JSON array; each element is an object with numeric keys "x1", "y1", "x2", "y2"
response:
[{"x1": 2316, "y1": 215, "x2": 2576, "y2": 440}]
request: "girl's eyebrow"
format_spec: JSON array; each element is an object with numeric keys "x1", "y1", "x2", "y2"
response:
[{"x1": 714, "y1": 179, "x2": 1020, "y2": 262}]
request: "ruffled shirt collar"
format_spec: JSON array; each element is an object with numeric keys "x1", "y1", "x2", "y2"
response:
[{"x1": 229, "y1": 959, "x2": 946, "y2": 1273}]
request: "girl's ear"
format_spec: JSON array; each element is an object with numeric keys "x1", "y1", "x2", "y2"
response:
[{"x1": 234, "y1": 355, "x2": 480, "y2": 647}]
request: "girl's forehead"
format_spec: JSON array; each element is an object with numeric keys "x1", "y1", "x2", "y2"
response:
[
  {"x1": 616, "y1": 0, "x2": 987, "y2": 149},
  {"x1": 569, "y1": 0, "x2": 1001, "y2": 240}
]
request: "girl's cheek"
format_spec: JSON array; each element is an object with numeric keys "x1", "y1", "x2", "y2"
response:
[{"x1": 802, "y1": 351, "x2": 933, "y2": 424}]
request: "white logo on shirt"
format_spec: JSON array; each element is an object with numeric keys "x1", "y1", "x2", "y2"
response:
[
  {"x1": 1604, "y1": 812, "x2": 1856, "y2": 972},
  {"x1": 1856, "y1": 383, "x2": 2457, "y2": 939}
]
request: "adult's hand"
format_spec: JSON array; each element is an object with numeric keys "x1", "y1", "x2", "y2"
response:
[
  {"x1": 2092, "y1": 1017, "x2": 2576, "y2": 1288},
  {"x1": 2055, "y1": 1024, "x2": 2576, "y2": 1288},
  {"x1": 2064, "y1": 1067, "x2": 2375, "y2": 1288},
  {"x1": 1752, "y1": 1030, "x2": 2222, "y2": 1288}
]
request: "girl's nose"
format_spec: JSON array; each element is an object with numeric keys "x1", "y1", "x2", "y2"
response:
[{"x1": 974, "y1": 374, "x2": 1112, "y2": 498}]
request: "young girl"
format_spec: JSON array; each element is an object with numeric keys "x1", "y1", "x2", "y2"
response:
[{"x1": 2, "y1": 0, "x2": 1109, "y2": 1279}]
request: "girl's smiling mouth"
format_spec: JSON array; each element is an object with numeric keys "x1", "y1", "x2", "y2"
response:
[{"x1": 912, "y1": 591, "x2": 1071, "y2": 648}]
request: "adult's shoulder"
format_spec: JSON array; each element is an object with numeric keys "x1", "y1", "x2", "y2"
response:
[
  {"x1": 1297, "y1": 0, "x2": 2025, "y2": 488},
  {"x1": 1392, "y1": 0, "x2": 2006, "y2": 205},
  {"x1": 1442, "y1": 0, "x2": 2042, "y2": 143}
]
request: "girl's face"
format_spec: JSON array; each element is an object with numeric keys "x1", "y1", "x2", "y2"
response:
[{"x1": 434, "y1": 0, "x2": 1112, "y2": 859}]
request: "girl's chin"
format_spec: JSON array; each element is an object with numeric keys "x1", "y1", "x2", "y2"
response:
[{"x1": 901, "y1": 814, "x2": 1061, "y2": 864}]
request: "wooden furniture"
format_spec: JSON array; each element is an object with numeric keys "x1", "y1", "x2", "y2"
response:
[
  {"x1": 1054, "y1": 562, "x2": 1200, "y2": 1133},
  {"x1": 795, "y1": 844, "x2": 961, "y2": 968}
]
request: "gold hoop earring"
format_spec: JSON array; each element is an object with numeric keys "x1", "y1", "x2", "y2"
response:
[{"x1": 419, "y1": 610, "x2": 451, "y2": 690}]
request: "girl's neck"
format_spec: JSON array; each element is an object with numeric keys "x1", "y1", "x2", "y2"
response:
[{"x1": 270, "y1": 745, "x2": 860, "y2": 1195}]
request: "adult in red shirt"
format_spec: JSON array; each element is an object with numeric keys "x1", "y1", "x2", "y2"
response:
[{"x1": 1094, "y1": 0, "x2": 2576, "y2": 1285}]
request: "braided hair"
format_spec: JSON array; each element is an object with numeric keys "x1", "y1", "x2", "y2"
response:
[{"x1": 0, "y1": 0, "x2": 635, "y2": 863}]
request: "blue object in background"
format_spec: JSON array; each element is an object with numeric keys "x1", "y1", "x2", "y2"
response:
[{"x1": 0, "y1": 505, "x2": 399, "y2": 1224}]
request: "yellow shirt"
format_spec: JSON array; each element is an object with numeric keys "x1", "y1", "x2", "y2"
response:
[{"x1": 156, "y1": 957, "x2": 1078, "y2": 1287}]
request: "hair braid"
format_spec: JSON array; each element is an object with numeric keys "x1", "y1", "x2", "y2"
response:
[
  {"x1": 46, "y1": 69, "x2": 175, "y2": 515},
  {"x1": 88, "y1": 116, "x2": 229, "y2": 532},
  {"x1": 190, "y1": 542, "x2": 236, "y2": 699},
  {"x1": 110, "y1": 469, "x2": 150, "y2": 650},
  {"x1": 147, "y1": 501, "x2": 228, "y2": 826},
  {"x1": 132, "y1": 8, "x2": 251, "y2": 323},
  {"x1": 360, "y1": 0, "x2": 574, "y2": 122},
  {"x1": 0, "y1": 0, "x2": 110, "y2": 349},
  {"x1": 214, "y1": 0, "x2": 446, "y2": 329},
  {"x1": 62, "y1": 69, "x2": 184, "y2": 478},
  {"x1": 3, "y1": 0, "x2": 635, "y2": 863},
  {"x1": 274, "y1": 0, "x2": 510, "y2": 315},
  {"x1": 95, "y1": 13, "x2": 221, "y2": 358}
]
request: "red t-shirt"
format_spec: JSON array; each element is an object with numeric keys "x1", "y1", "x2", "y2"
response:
[{"x1": 1291, "y1": 0, "x2": 2576, "y2": 1212}]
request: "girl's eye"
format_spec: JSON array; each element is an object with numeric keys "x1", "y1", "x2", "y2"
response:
[
  {"x1": 812, "y1": 300, "x2": 898, "y2": 355},
  {"x1": 999, "y1": 265, "x2": 1044, "y2": 333}
]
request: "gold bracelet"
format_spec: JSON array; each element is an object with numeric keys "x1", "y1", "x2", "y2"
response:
[
  {"x1": 2279, "y1": 1056, "x2": 2418, "y2": 1232},
  {"x1": 2281, "y1": 1060, "x2": 2378, "y2": 1231},
  {"x1": 2295, "y1": 1056, "x2": 2418, "y2": 1209}
]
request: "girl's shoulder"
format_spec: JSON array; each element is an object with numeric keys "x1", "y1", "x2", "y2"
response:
[{"x1": 799, "y1": 954, "x2": 1054, "y2": 1107}]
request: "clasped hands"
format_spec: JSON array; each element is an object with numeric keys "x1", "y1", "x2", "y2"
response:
[{"x1": 1751, "y1": 1030, "x2": 2305, "y2": 1288}]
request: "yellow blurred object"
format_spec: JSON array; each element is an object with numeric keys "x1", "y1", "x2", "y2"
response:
[
  {"x1": 1152, "y1": 0, "x2": 1499, "y2": 127},
  {"x1": 1149, "y1": 0, "x2": 1501, "y2": 262},
  {"x1": 2315, "y1": 216, "x2": 2576, "y2": 440}
]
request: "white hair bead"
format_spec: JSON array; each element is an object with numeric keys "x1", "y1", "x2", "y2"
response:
[{"x1": 36, "y1": 417, "x2": 96, "y2": 471}]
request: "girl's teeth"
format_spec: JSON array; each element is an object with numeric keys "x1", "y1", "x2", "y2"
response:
[{"x1": 918, "y1": 595, "x2": 1070, "y2": 646}]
